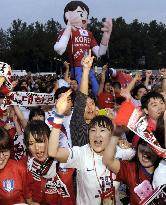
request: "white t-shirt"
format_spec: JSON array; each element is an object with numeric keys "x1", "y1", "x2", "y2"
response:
[
  {"x1": 61, "y1": 144, "x2": 113, "y2": 205},
  {"x1": 152, "y1": 159, "x2": 166, "y2": 189},
  {"x1": 20, "y1": 106, "x2": 30, "y2": 120},
  {"x1": 131, "y1": 97, "x2": 141, "y2": 107},
  {"x1": 60, "y1": 113, "x2": 72, "y2": 148}
]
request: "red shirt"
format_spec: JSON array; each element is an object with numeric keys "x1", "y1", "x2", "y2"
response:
[
  {"x1": 22, "y1": 156, "x2": 75, "y2": 205},
  {"x1": 57, "y1": 28, "x2": 97, "y2": 67},
  {"x1": 98, "y1": 92, "x2": 115, "y2": 109},
  {"x1": 0, "y1": 159, "x2": 30, "y2": 205},
  {"x1": 116, "y1": 160, "x2": 152, "y2": 205}
]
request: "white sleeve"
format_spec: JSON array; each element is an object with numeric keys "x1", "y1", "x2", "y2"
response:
[
  {"x1": 54, "y1": 26, "x2": 71, "y2": 55},
  {"x1": 54, "y1": 35, "x2": 70, "y2": 55},
  {"x1": 92, "y1": 45, "x2": 100, "y2": 58},
  {"x1": 92, "y1": 44, "x2": 108, "y2": 58},
  {"x1": 60, "y1": 146, "x2": 82, "y2": 169},
  {"x1": 98, "y1": 43, "x2": 108, "y2": 56},
  {"x1": 152, "y1": 160, "x2": 166, "y2": 189},
  {"x1": 59, "y1": 132, "x2": 68, "y2": 148}
]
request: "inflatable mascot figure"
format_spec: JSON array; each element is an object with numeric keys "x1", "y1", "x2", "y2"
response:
[{"x1": 54, "y1": 0, "x2": 112, "y2": 96}]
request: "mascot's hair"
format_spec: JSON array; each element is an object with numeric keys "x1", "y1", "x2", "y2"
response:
[{"x1": 63, "y1": 1, "x2": 89, "y2": 24}]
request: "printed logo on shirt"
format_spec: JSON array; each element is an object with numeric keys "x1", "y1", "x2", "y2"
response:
[
  {"x1": 79, "y1": 29, "x2": 88, "y2": 36},
  {"x1": 86, "y1": 168, "x2": 94, "y2": 171},
  {"x1": 3, "y1": 179, "x2": 15, "y2": 192},
  {"x1": 45, "y1": 176, "x2": 70, "y2": 197},
  {"x1": 95, "y1": 176, "x2": 113, "y2": 198}
]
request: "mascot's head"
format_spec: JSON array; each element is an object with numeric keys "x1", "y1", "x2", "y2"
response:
[{"x1": 64, "y1": 1, "x2": 89, "y2": 29}]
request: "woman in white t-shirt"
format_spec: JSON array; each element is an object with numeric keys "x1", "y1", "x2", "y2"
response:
[{"x1": 48, "y1": 90, "x2": 116, "y2": 205}]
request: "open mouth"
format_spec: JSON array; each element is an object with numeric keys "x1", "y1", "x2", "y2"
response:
[
  {"x1": 82, "y1": 20, "x2": 86, "y2": 24},
  {"x1": 94, "y1": 140, "x2": 102, "y2": 146}
]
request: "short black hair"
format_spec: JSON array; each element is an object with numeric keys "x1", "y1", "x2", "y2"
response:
[
  {"x1": 141, "y1": 91, "x2": 165, "y2": 110},
  {"x1": 29, "y1": 107, "x2": 45, "y2": 121},
  {"x1": 55, "y1": 86, "x2": 75, "y2": 104},
  {"x1": 104, "y1": 80, "x2": 112, "y2": 87},
  {"x1": 88, "y1": 115, "x2": 113, "y2": 133},
  {"x1": 154, "y1": 112, "x2": 165, "y2": 149},
  {"x1": 64, "y1": 1, "x2": 89, "y2": 24},
  {"x1": 70, "y1": 78, "x2": 78, "y2": 84},
  {"x1": 115, "y1": 96, "x2": 125, "y2": 105},
  {"x1": 132, "y1": 84, "x2": 147, "y2": 99},
  {"x1": 24, "y1": 120, "x2": 50, "y2": 148},
  {"x1": 112, "y1": 81, "x2": 121, "y2": 90},
  {"x1": 88, "y1": 93, "x2": 97, "y2": 105}
]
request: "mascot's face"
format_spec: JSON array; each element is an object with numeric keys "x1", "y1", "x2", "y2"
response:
[
  {"x1": 65, "y1": 6, "x2": 89, "y2": 29},
  {"x1": 75, "y1": 6, "x2": 88, "y2": 27}
]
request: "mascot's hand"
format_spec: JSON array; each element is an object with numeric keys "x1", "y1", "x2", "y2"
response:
[
  {"x1": 65, "y1": 11, "x2": 82, "y2": 28},
  {"x1": 101, "y1": 17, "x2": 113, "y2": 40}
]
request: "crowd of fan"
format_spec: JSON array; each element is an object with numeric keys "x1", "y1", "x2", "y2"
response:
[{"x1": 0, "y1": 54, "x2": 166, "y2": 205}]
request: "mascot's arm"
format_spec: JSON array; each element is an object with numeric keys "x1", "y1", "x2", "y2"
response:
[
  {"x1": 92, "y1": 17, "x2": 113, "y2": 58},
  {"x1": 92, "y1": 44, "x2": 108, "y2": 58},
  {"x1": 54, "y1": 24, "x2": 72, "y2": 55},
  {"x1": 54, "y1": 11, "x2": 82, "y2": 55}
]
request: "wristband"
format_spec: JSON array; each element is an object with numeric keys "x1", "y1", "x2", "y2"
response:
[
  {"x1": 54, "y1": 112, "x2": 64, "y2": 119},
  {"x1": 52, "y1": 123, "x2": 62, "y2": 129}
]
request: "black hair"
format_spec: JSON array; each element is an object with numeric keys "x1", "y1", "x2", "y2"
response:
[
  {"x1": 0, "y1": 92, "x2": 5, "y2": 99},
  {"x1": 112, "y1": 81, "x2": 121, "y2": 90},
  {"x1": 115, "y1": 97, "x2": 125, "y2": 105},
  {"x1": 132, "y1": 84, "x2": 147, "y2": 99},
  {"x1": 55, "y1": 86, "x2": 75, "y2": 104},
  {"x1": 130, "y1": 138, "x2": 161, "y2": 184},
  {"x1": 24, "y1": 120, "x2": 50, "y2": 148},
  {"x1": 63, "y1": 1, "x2": 89, "y2": 24},
  {"x1": 154, "y1": 112, "x2": 165, "y2": 149},
  {"x1": 104, "y1": 80, "x2": 112, "y2": 87},
  {"x1": 29, "y1": 107, "x2": 45, "y2": 121},
  {"x1": 70, "y1": 78, "x2": 78, "y2": 84},
  {"x1": 88, "y1": 115, "x2": 113, "y2": 133},
  {"x1": 87, "y1": 93, "x2": 97, "y2": 106},
  {"x1": 0, "y1": 128, "x2": 11, "y2": 151},
  {"x1": 141, "y1": 91, "x2": 165, "y2": 110}
]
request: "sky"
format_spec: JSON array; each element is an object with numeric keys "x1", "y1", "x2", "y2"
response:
[{"x1": 0, "y1": 0, "x2": 166, "y2": 30}]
